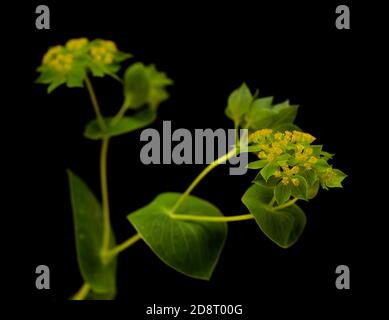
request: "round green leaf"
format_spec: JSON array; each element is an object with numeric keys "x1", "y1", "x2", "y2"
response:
[
  {"x1": 123, "y1": 62, "x2": 150, "y2": 109},
  {"x1": 84, "y1": 109, "x2": 156, "y2": 140},
  {"x1": 127, "y1": 193, "x2": 227, "y2": 280},
  {"x1": 67, "y1": 170, "x2": 117, "y2": 294},
  {"x1": 241, "y1": 184, "x2": 306, "y2": 248}
]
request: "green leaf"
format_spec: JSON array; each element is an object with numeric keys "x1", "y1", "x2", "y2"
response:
[
  {"x1": 275, "y1": 182, "x2": 292, "y2": 205},
  {"x1": 300, "y1": 169, "x2": 318, "y2": 199},
  {"x1": 245, "y1": 107, "x2": 275, "y2": 129},
  {"x1": 247, "y1": 159, "x2": 268, "y2": 169},
  {"x1": 307, "y1": 180, "x2": 320, "y2": 199},
  {"x1": 127, "y1": 193, "x2": 227, "y2": 280},
  {"x1": 324, "y1": 169, "x2": 347, "y2": 188},
  {"x1": 273, "y1": 123, "x2": 301, "y2": 132},
  {"x1": 84, "y1": 109, "x2": 156, "y2": 140},
  {"x1": 253, "y1": 172, "x2": 280, "y2": 188},
  {"x1": 146, "y1": 64, "x2": 173, "y2": 109},
  {"x1": 260, "y1": 161, "x2": 279, "y2": 181},
  {"x1": 272, "y1": 102, "x2": 299, "y2": 127},
  {"x1": 67, "y1": 170, "x2": 117, "y2": 294},
  {"x1": 245, "y1": 145, "x2": 263, "y2": 153},
  {"x1": 85, "y1": 290, "x2": 116, "y2": 300},
  {"x1": 241, "y1": 184, "x2": 306, "y2": 248},
  {"x1": 123, "y1": 63, "x2": 150, "y2": 109},
  {"x1": 225, "y1": 83, "x2": 253, "y2": 124},
  {"x1": 290, "y1": 175, "x2": 308, "y2": 200}
]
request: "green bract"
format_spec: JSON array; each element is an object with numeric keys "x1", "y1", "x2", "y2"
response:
[
  {"x1": 36, "y1": 39, "x2": 347, "y2": 300},
  {"x1": 225, "y1": 83, "x2": 299, "y2": 132}
]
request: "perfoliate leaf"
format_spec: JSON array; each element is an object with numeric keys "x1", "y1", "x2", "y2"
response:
[
  {"x1": 243, "y1": 95, "x2": 299, "y2": 131},
  {"x1": 225, "y1": 83, "x2": 253, "y2": 125},
  {"x1": 244, "y1": 96, "x2": 275, "y2": 129},
  {"x1": 67, "y1": 170, "x2": 117, "y2": 294},
  {"x1": 123, "y1": 63, "x2": 150, "y2": 109},
  {"x1": 128, "y1": 193, "x2": 227, "y2": 280},
  {"x1": 123, "y1": 63, "x2": 173, "y2": 111},
  {"x1": 146, "y1": 64, "x2": 173, "y2": 109},
  {"x1": 242, "y1": 184, "x2": 306, "y2": 248},
  {"x1": 84, "y1": 109, "x2": 156, "y2": 140}
]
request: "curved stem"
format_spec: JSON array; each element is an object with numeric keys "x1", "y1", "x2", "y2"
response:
[
  {"x1": 170, "y1": 213, "x2": 254, "y2": 223},
  {"x1": 107, "y1": 233, "x2": 142, "y2": 257},
  {"x1": 171, "y1": 148, "x2": 237, "y2": 213},
  {"x1": 273, "y1": 197, "x2": 298, "y2": 211},
  {"x1": 100, "y1": 138, "x2": 111, "y2": 253},
  {"x1": 85, "y1": 76, "x2": 106, "y2": 131},
  {"x1": 72, "y1": 283, "x2": 91, "y2": 300},
  {"x1": 111, "y1": 103, "x2": 128, "y2": 126},
  {"x1": 268, "y1": 196, "x2": 276, "y2": 207}
]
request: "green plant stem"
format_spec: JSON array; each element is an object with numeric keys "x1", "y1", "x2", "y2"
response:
[
  {"x1": 107, "y1": 233, "x2": 142, "y2": 257},
  {"x1": 234, "y1": 122, "x2": 239, "y2": 147},
  {"x1": 171, "y1": 148, "x2": 237, "y2": 213},
  {"x1": 100, "y1": 137, "x2": 111, "y2": 253},
  {"x1": 85, "y1": 76, "x2": 106, "y2": 131},
  {"x1": 268, "y1": 196, "x2": 276, "y2": 207},
  {"x1": 111, "y1": 103, "x2": 128, "y2": 126},
  {"x1": 72, "y1": 283, "x2": 91, "y2": 300},
  {"x1": 84, "y1": 77, "x2": 112, "y2": 256},
  {"x1": 170, "y1": 213, "x2": 254, "y2": 222},
  {"x1": 273, "y1": 197, "x2": 298, "y2": 210}
]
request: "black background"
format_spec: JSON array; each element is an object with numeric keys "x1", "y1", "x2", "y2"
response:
[{"x1": 20, "y1": 0, "x2": 385, "y2": 316}]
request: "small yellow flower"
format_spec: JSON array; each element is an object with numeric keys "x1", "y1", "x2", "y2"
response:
[
  {"x1": 291, "y1": 178, "x2": 300, "y2": 186},
  {"x1": 103, "y1": 40, "x2": 117, "y2": 51},
  {"x1": 282, "y1": 177, "x2": 289, "y2": 185},
  {"x1": 290, "y1": 166, "x2": 299, "y2": 174},
  {"x1": 42, "y1": 45, "x2": 63, "y2": 64},
  {"x1": 90, "y1": 40, "x2": 117, "y2": 64},
  {"x1": 258, "y1": 151, "x2": 267, "y2": 159},
  {"x1": 304, "y1": 162, "x2": 312, "y2": 170},
  {"x1": 274, "y1": 132, "x2": 283, "y2": 140},
  {"x1": 66, "y1": 38, "x2": 89, "y2": 51},
  {"x1": 284, "y1": 131, "x2": 292, "y2": 141},
  {"x1": 45, "y1": 51, "x2": 74, "y2": 72},
  {"x1": 308, "y1": 156, "x2": 318, "y2": 164},
  {"x1": 302, "y1": 132, "x2": 316, "y2": 143},
  {"x1": 305, "y1": 147, "x2": 313, "y2": 155},
  {"x1": 274, "y1": 170, "x2": 281, "y2": 177}
]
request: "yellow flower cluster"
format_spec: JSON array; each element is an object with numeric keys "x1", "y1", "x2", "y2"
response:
[
  {"x1": 66, "y1": 38, "x2": 89, "y2": 51},
  {"x1": 90, "y1": 40, "x2": 117, "y2": 64},
  {"x1": 42, "y1": 45, "x2": 73, "y2": 72},
  {"x1": 275, "y1": 165, "x2": 300, "y2": 186},
  {"x1": 249, "y1": 129, "x2": 320, "y2": 180},
  {"x1": 295, "y1": 146, "x2": 318, "y2": 169}
]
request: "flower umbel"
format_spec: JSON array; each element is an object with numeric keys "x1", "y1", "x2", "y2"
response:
[
  {"x1": 36, "y1": 38, "x2": 132, "y2": 93},
  {"x1": 248, "y1": 129, "x2": 346, "y2": 204}
]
